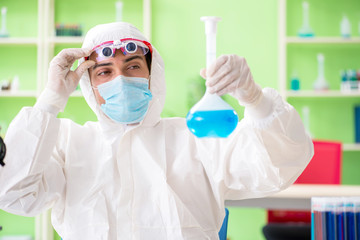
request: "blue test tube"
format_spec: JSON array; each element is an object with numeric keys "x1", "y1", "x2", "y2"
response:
[
  {"x1": 344, "y1": 200, "x2": 356, "y2": 240},
  {"x1": 312, "y1": 209, "x2": 315, "y2": 240},
  {"x1": 336, "y1": 199, "x2": 345, "y2": 240},
  {"x1": 353, "y1": 198, "x2": 360, "y2": 240},
  {"x1": 325, "y1": 199, "x2": 336, "y2": 240}
]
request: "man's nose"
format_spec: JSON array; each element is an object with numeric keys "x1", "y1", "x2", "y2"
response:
[{"x1": 114, "y1": 67, "x2": 125, "y2": 77}]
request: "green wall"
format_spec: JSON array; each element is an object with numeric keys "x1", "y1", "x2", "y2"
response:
[
  {"x1": 0, "y1": 0, "x2": 360, "y2": 239},
  {"x1": 1, "y1": 0, "x2": 37, "y2": 37}
]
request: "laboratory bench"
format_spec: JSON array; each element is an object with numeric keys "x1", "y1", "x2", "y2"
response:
[{"x1": 225, "y1": 184, "x2": 360, "y2": 210}]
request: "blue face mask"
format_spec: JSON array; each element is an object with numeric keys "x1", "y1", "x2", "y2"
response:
[{"x1": 96, "y1": 75, "x2": 153, "y2": 124}]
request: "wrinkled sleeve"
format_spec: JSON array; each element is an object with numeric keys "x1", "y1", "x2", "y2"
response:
[
  {"x1": 0, "y1": 107, "x2": 65, "y2": 217},
  {"x1": 200, "y1": 88, "x2": 314, "y2": 201}
]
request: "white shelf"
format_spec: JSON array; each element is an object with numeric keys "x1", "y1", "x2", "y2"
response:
[
  {"x1": 0, "y1": 90, "x2": 37, "y2": 97},
  {"x1": 343, "y1": 143, "x2": 360, "y2": 152},
  {"x1": 0, "y1": 37, "x2": 38, "y2": 45},
  {"x1": 0, "y1": 90, "x2": 83, "y2": 98},
  {"x1": 286, "y1": 36, "x2": 360, "y2": 44},
  {"x1": 286, "y1": 90, "x2": 360, "y2": 98},
  {"x1": 49, "y1": 36, "x2": 84, "y2": 44}
]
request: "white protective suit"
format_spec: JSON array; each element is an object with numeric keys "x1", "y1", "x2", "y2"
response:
[{"x1": 0, "y1": 22, "x2": 313, "y2": 240}]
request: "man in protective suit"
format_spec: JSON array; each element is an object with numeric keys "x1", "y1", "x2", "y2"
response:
[{"x1": 0, "y1": 22, "x2": 313, "y2": 239}]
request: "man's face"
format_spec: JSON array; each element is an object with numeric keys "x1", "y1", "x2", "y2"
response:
[{"x1": 88, "y1": 49, "x2": 150, "y2": 105}]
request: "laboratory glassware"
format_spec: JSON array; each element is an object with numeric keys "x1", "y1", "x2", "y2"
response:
[
  {"x1": 313, "y1": 53, "x2": 329, "y2": 91},
  {"x1": 0, "y1": 7, "x2": 9, "y2": 37},
  {"x1": 115, "y1": 1, "x2": 123, "y2": 22},
  {"x1": 298, "y1": 1, "x2": 314, "y2": 37},
  {"x1": 186, "y1": 16, "x2": 238, "y2": 138},
  {"x1": 312, "y1": 197, "x2": 360, "y2": 240},
  {"x1": 340, "y1": 15, "x2": 351, "y2": 38},
  {"x1": 290, "y1": 71, "x2": 300, "y2": 91},
  {"x1": 301, "y1": 106, "x2": 312, "y2": 138}
]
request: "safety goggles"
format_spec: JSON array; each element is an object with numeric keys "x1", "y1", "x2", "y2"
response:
[
  {"x1": 0, "y1": 135, "x2": 5, "y2": 167},
  {"x1": 85, "y1": 38, "x2": 152, "y2": 62}
]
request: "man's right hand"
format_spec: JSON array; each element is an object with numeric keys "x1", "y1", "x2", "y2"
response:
[{"x1": 47, "y1": 48, "x2": 95, "y2": 99}]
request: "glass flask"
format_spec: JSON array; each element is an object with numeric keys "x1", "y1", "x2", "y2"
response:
[{"x1": 186, "y1": 16, "x2": 238, "y2": 138}]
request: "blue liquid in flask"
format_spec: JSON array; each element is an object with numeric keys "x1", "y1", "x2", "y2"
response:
[
  {"x1": 186, "y1": 16, "x2": 239, "y2": 138},
  {"x1": 186, "y1": 109, "x2": 238, "y2": 138}
]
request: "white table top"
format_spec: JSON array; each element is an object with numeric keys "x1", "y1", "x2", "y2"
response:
[{"x1": 225, "y1": 184, "x2": 360, "y2": 210}]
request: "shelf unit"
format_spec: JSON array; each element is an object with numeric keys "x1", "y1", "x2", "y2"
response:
[
  {"x1": 0, "y1": 0, "x2": 152, "y2": 98},
  {"x1": 286, "y1": 90, "x2": 360, "y2": 98},
  {"x1": 278, "y1": 1, "x2": 360, "y2": 97},
  {"x1": 49, "y1": 36, "x2": 84, "y2": 44},
  {"x1": 278, "y1": 0, "x2": 360, "y2": 152},
  {"x1": 0, "y1": 38, "x2": 38, "y2": 45},
  {"x1": 343, "y1": 143, "x2": 360, "y2": 151},
  {"x1": 286, "y1": 36, "x2": 360, "y2": 44},
  {"x1": 0, "y1": 90, "x2": 38, "y2": 97},
  {"x1": 0, "y1": 0, "x2": 152, "y2": 239}
]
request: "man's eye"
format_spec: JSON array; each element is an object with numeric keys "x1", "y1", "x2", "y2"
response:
[
  {"x1": 128, "y1": 65, "x2": 140, "y2": 70},
  {"x1": 97, "y1": 70, "x2": 111, "y2": 76}
]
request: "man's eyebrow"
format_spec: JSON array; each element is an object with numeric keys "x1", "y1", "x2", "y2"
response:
[
  {"x1": 92, "y1": 62, "x2": 113, "y2": 70},
  {"x1": 124, "y1": 55, "x2": 144, "y2": 63}
]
